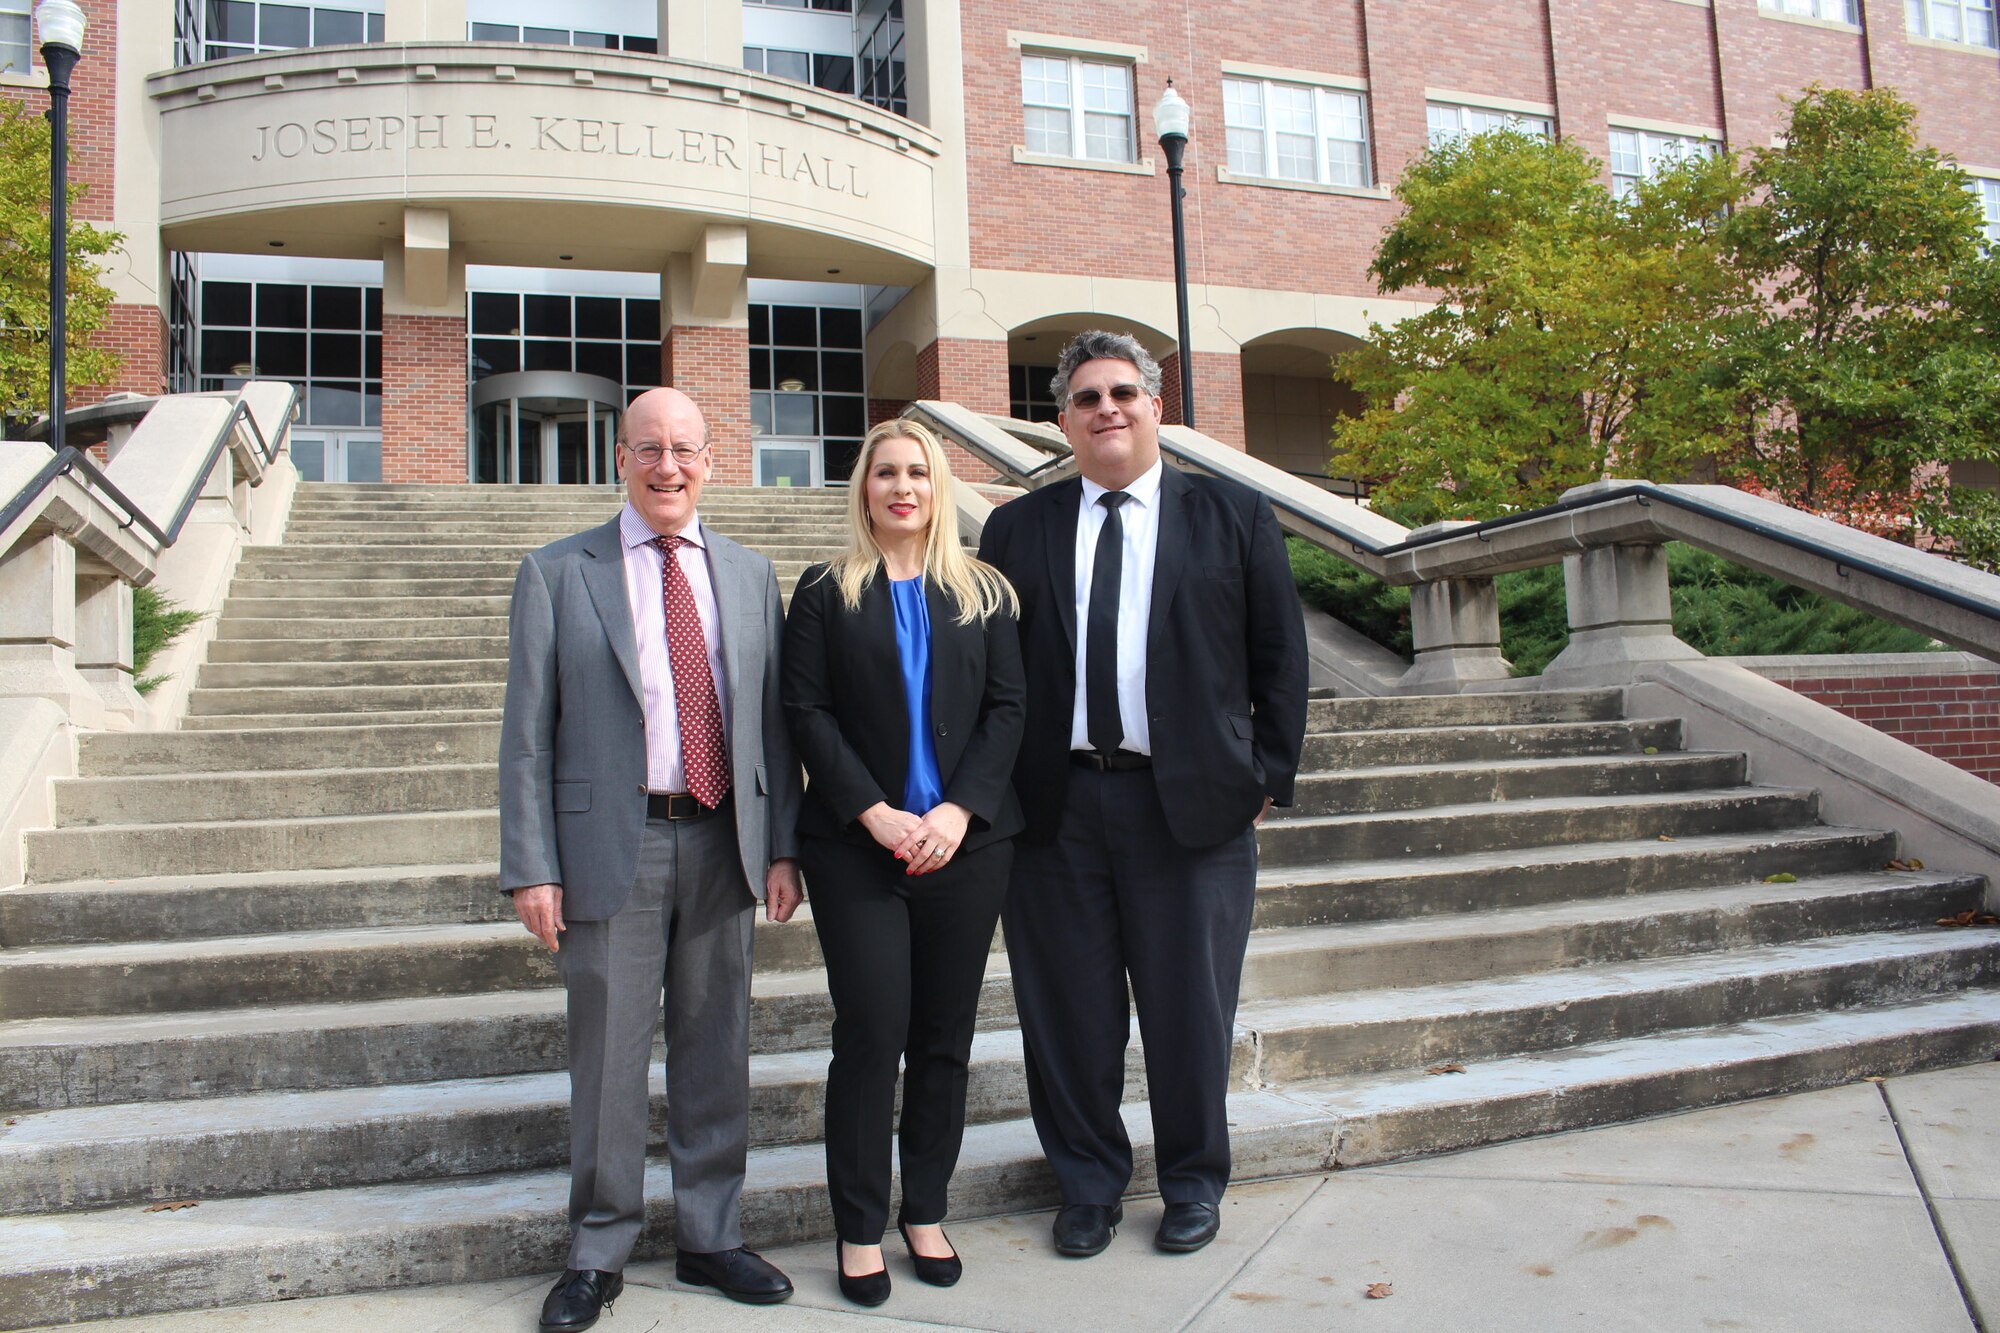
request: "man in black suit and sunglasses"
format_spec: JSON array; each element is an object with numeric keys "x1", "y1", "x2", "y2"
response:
[{"x1": 976, "y1": 330, "x2": 1308, "y2": 1259}]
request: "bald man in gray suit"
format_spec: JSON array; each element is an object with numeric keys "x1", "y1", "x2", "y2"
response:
[{"x1": 500, "y1": 387, "x2": 805, "y2": 1332}]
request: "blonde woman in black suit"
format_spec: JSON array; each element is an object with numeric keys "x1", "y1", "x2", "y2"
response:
[{"x1": 782, "y1": 418, "x2": 1025, "y2": 1307}]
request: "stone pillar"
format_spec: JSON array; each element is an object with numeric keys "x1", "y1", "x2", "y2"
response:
[
  {"x1": 1399, "y1": 520, "x2": 1512, "y2": 693},
  {"x1": 662, "y1": 248, "x2": 752, "y2": 485},
  {"x1": 660, "y1": 0, "x2": 741, "y2": 65},
  {"x1": 385, "y1": 0, "x2": 466, "y2": 41},
  {"x1": 0, "y1": 534, "x2": 104, "y2": 727},
  {"x1": 1160, "y1": 349, "x2": 1246, "y2": 451},
  {"x1": 381, "y1": 228, "x2": 469, "y2": 483},
  {"x1": 1542, "y1": 542, "x2": 1703, "y2": 686},
  {"x1": 75, "y1": 573, "x2": 142, "y2": 727}
]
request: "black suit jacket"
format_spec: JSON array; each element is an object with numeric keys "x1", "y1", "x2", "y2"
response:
[
  {"x1": 976, "y1": 465, "x2": 1309, "y2": 848},
  {"x1": 781, "y1": 563, "x2": 1027, "y2": 851}
]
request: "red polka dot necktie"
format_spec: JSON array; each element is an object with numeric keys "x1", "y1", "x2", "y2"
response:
[{"x1": 651, "y1": 535, "x2": 730, "y2": 808}]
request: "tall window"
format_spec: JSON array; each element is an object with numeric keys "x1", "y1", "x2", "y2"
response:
[
  {"x1": 196, "y1": 2, "x2": 385, "y2": 61},
  {"x1": 166, "y1": 253, "x2": 200, "y2": 396},
  {"x1": 1021, "y1": 55, "x2": 1136, "y2": 163},
  {"x1": 1974, "y1": 177, "x2": 2000, "y2": 245},
  {"x1": 199, "y1": 277, "x2": 382, "y2": 427},
  {"x1": 1762, "y1": 0, "x2": 1860, "y2": 20},
  {"x1": 1222, "y1": 78, "x2": 1371, "y2": 188},
  {"x1": 468, "y1": 22, "x2": 657, "y2": 53},
  {"x1": 468, "y1": 292, "x2": 663, "y2": 403},
  {"x1": 0, "y1": 0, "x2": 29, "y2": 76},
  {"x1": 856, "y1": 1, "x2": 906, "y2": 117},
  {"x1": 750, "y1": 302, "x2": 867, "y2": 481},
  {"x1": 1907, "y1": 0, "x2": 1998, "y2": 46},
  {"x1": 1608, "y1": 128, "x2": 1720, "y2": 200},
  {"x1": 1426, "y1": 102, "x2": 1554, "y2": 147}
]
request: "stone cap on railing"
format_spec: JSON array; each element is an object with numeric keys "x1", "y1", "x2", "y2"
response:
[{"x1": 0, "y1": 444, "x2": 157, "y2": 584}]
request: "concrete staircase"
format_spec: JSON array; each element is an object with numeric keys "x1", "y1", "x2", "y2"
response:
[{"x1": 2, "y1": 481, "x2": 1997, "y2": 1326}]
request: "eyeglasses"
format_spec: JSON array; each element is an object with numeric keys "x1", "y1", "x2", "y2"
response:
[
  {"x1": 624, "y1": 442, "x2": 707, "y2": 466},
  {"x1": 1065, "y1": 383, "x2": 1146, "y2": 411}
]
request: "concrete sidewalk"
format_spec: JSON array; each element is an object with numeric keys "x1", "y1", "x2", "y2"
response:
[{"x1": 42, "y1": 1063, "x2": 1998, "y2": 1332}]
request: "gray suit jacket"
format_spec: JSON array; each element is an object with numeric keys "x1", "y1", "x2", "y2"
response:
[{"x1": 498, "y1": 515, "x2": 803, "y2": 920}]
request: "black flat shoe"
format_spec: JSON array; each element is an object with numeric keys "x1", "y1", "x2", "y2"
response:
[
  {"x1": 674, "y1": 1246, "x2": 795, "y2": 1305},
  {"x1": 1155, "y1": 1201, "x2": 1221, "y2": 1253},
  {"x1": 837, "y1": 1239, "x2": 892, "y2": 1306},
  {"x1": 898, "y1": 1219, "x2": 963, "y2": 1287},
  {"x1": 539, "y1": 1268, "x2": 622, "y2": 1332},
  {"x1": 1052, "y1": 1202, "x2": 1123, "y2": 1258}
]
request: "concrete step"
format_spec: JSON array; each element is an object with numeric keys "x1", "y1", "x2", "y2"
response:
[
  {"x1": 205, "y1": 636, "x2": 510, "y2": 664},
  {"x1": 1310, "y1": 689, "x2": 1624, "y2": 731},
  {"x1": 224, "y1": 577, "x2": 520, "y2": 599},
  {"x1": 221, "y1": 595, "x2": 512, "y2": 619},
  {"x1": 0, "y1": 824, "x2": 1900, "y2": 950},
  {"x1": 52, "y1": 764, "x2": 497, "y2": 827},
  {"x1": 195, "y1": 658, "x2": 506, "y2": 690},
  {"x1": 1288, "y1": 751, "x2": 1745, "y2": 816},
  {"x1": 78, "y1": 722, "x2": 500, "y2": 777},
  {"x1": 21, "y1": 809, "x2": 499, "y2": 882},
  {"x1": 282, "y1": 516, "x2": 843, "y2": 536},
  {"x1": 211, "y1": 615, "x2": 508, "y2": 641},
  {"x1": 1302, "y1": 717, "x2": 1681, "y2": 769},
  {"x1": 6, "y1": 990, "x2": 1998, "y2": 1327},
  {"x1": 180, "y1": 707, "x2": 503, "y2": 731},
  {"x1": 1255, "y1": 787, "x2": 1820, "y2": 867},
  {"x1": 185, "y1": 682, "x2": 506, "y2": 716}
]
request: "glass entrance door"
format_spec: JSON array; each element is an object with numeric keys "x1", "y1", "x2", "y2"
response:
[
  {"x1": 468, "y1": 371, "x2": 624, "y2": 484},
  {"x1": 290, "y1": 429, "x2": 383, "y2": 482}
]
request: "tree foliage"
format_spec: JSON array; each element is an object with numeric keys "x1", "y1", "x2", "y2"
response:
[
  {"x1": 1331, "y1": 129, "x2": 1747, "y2": 524},
  {"x1": 0, "y1": 96, "x2": 123, "y2": 436},
  {"x1": 1331, "y1": 87, "x2": 2000, "y2": 550}
]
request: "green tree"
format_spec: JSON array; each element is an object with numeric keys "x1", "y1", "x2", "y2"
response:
[
  {"x1": 1718, "y1": 86, "x2": 2000, "y2": 532},
  {"x1": 0, "y1": 96, "x2": 123, "y2": 438},
  {"x1": 1330, "y1": 129, "x2": 1747, "y2": 524}
]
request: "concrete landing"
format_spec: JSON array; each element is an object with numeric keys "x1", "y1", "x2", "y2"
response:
[{"x1": 39, "y1": 1062, "x2": 1997, "y2": 1332}]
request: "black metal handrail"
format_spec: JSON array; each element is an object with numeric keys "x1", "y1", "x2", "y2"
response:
[{"x1": 0, "y1": 393, "x2": 285, "y2": 554}]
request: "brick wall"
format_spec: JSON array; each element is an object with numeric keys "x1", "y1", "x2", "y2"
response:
[
  {"x1": 1160, "y1": 349, "x2": 1245, "y2": 450},
  {"x1": 916, "y1": 338, "x2": 1005, "y2": 483},
  {"x1": 382, "y1": 313, "x2": 467, "y2": 483},
  {"x1": 663, "y1": 325, "x2": 752, "y2": 485},
  {"x1": 71, "y1": 302, "x2": 166, "y2": 401},
  {"x1": 1779, "y1": 671, "x2": 2000, "y2": 785}
]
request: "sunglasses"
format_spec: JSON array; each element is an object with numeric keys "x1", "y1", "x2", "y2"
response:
[{"x1": 1065, "y1": 383, "x2": 1146, "y2": 411}]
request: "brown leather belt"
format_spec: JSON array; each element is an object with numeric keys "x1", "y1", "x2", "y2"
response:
[{"x1": 647, "y1": 790, "x2": 728, "y2": 820}]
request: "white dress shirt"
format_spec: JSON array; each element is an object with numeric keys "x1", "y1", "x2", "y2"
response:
[
  {"x1": 1070, "y1": 458, "x2": 1163, "y2": 754},
  {"x1": 619, "y1": 503, "x2": 731, "y2": 793}
]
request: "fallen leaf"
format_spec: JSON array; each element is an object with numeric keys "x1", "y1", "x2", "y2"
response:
[
  {"x1": 1, "y1": 1119, "x2": 13, "y2": 1127},
  {"x1": 1365, "y1": 1282, "x2": 1394, "y2": 1299},
  {"x1": 1425, "y1": 1062, "x2": 1467, "y2": 1075},
  {"x1": 1936, "y1": 910, "x2": 1997, "y2": 927},
  {"x1": 1642, "y1": 746, "x2": 1660, "y2": 755},
  {"x1": 1910, "y1": 859, "x2": 1926, "y2": 870},
  {"x1": 144, "y1": 1200, "x2": 199, "y2": 1213},
  {"x1": 1862, "y1": 1075, "x2": 1886, "y2": 1084},
  {"x1": 1764, "y1": 872, "x2": 1797, "y2": 884},
  {"x1": 1886, "y1": 859, "x2": 1911, "y2": 871},
  {"x1": 1657, "y1": 834, "x2": 1675, "y2": 842}
]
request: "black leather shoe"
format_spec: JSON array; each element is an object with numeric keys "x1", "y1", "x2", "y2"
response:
[
  {"x1": 837, "y1": 1239, "x2": 891, "y2": 1307},
  {"x1": 1155, "y1": 1201, "x2": 1221, "y2": 1253},
  {"x1": 898, "y1": 1219, "x2": 963, "y2": 1287},
  {"x1": 674, "y1": 1246, "x2": 795, "y2": 1305},
  {"x1": 539, "y1": 1269, "x2": 622, "y2": 1332},
  {"x1": 1052, "y1": 1202, "x2": 1123, "y2": 1258}
]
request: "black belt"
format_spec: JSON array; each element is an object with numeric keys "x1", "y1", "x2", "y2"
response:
[
  {"x1": 1070, "y1": 749, "x2": 1152, "y2": 772},
  {"x1": 647, "y1": 790, "x2": 728, "y2": 820}
]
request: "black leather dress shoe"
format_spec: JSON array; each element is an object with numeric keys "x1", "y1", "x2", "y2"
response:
[
  {"x1": 539, "y1": 1269, "x2": 622, "y2": 1333},
  {"x1": 674, "y1": 1246, "x2": 795, "y2": 1304},
  {"x1": 837, "y1": 1239, "x2": 891, "y2": 1307},
  {"x1": 1052, "y1": 1202, "x2": 1124, "y2": 1258},
  {"x1": 1155, "y1": 1201, "x2": 1221, "y2": 1253}
]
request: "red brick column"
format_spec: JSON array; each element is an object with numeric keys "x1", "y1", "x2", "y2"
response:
[
  {"x1": 382, "y1": 313, "x2": 467, "y2": 483},
  {"x1": 663, "y1": 324, "x2": 751, "y2": 485},
  {"x1": 1160, "y1": 350, "x2": 1246, "y2": 451},
  {"x1": 71, "y1": 303, "x2": 166, "y2": 402},
  {"x1": 915, "y1": 338, "x2": 1006, "y2": 483},
  {"x1": 1779, "y1": 671, "x2": 2000, "y2": 785}
]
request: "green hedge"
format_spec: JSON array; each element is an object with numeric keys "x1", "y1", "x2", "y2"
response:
[
  {"x1": 1288, "y1": 538, "x2": 1937, "y2": 676},
  {"x1": 133, "y1": 586, "x2": 204, "y2": 695}
]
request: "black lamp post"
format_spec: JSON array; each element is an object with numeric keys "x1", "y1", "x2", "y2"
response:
[
  {"x1": 36, "y1": 0, "x2": 86, "y2": 455},
  {"x1": 1153, "y1": 80, "x2": 1194, "y2": 427}
]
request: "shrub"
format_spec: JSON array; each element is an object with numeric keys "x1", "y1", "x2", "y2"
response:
[{"x1": 133, "y1": 585, "x2": 204, "y2": 694}]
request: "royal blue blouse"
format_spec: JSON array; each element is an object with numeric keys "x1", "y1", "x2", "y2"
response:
[{"x1": 889, "y1": 575, "x2": 945, "y2": 814}]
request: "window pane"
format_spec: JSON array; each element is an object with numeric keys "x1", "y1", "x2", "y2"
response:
[
  {"x1": 749, "y1": 347, "x2": 772, "y2": 390},
  {"x1": 1269, "y1": 84, "x2": 1313, "y2": 136},
  {"x1": 344, "y1": 437, "x2": 382, "y2": 482},
  {"x1": 1226, "y1": 126, "x2": 1264, "y2": 176},
  {"x1": 290, "y1": 438, "x2": 325, "y2": 480},
  {"x1": 470, "y1": 338, "x2": 518, "y2": 377},
  {"x1": 1326, "y1": 140, "x2": 1366, "y2": 187},
  {"x1": 623, "y1": 35, "x2": 658, "y2": 53},
  {"x1": 313, "y1": 9, "x2": 363, "y2": 44},
  {"x1": 471, "y1": 292, "x2": 518, "y2": 335},
  {"x1": 209, "y1": 0, "x2": 256, "y2": 44},
  {"x1": 524, "y1": 26, "x2": 567, "y2": 45},
  {"x1": 257, "y1": 330, "x2": 307, "y2": 377},
  {"x1": 766, "y1": 48, "x2": 810, "y2": 82},
  {"x1": 572, "y1": 30, "x2": 615, "y2": 49},
  {"x1": 626, "y1": 345, "x2": 660, "y2": 388},
  {"x1": 1083, "y1": 112, "x2": 1132, "y2": 162},
  {"x1": 524, "y1": 340, "x2": 571, "y2": 371},
  {"x1": 306, "y1": 383, "x2": 363, "y2": 425},
  {"x1": 773, "y1": 347, "x2": 818, "y2": 391},
  {"x1": 203, "y1": 281, "x2": 253, "y2": 326},
  {"x1": 821, "y1": 307, "x2": 863, "y2": 349},
  {"x1": 1933, "y1": 0, "x2": 1962, "y2": 39},
  {"x1": 364, "y1": 286, "x2": 382, "y2": 330},
  {"x1": 200, "y1": 328, "x2": 252, "y2": 376},
  {"x1": 311, "y1": 332, "x2": 361, "y2": 378},
  {"x1": 260, "y1": 4, "x2": 310, "y2": 47},
  {"x1": 823, "y1": 394, "x2": 865, "y2": 436},
  {"x1": 749, "y1": 304, "x2": 770, "y2": 345},
  {"x1": 312, "y1": 285, "x2": 361, "y2": 329},
  {"x1": 576, "y1": 341, "x2": 622, "y2": 381},
  {"x1": 815, "y1": 54, "x2": 856, "y2": 93},
  {"x1": 627, "y1": 299, "x2": 661, "y2": 342},
  {"x1": 1274, "y1": 132, "x2": 1315, "y2": 180},
  {"x1": 1080, "y1": 61, "x2": 1129, "y2": 114},
  {"x1": 365, "y1": 334, "x2": 381, "y2": 379},
  {"x1": 1021, "y1": 56, "x2": 1070, "y2": 108},
  {"x1": 750, "y1": 392, "x2": 773, "y2": 434},
  {"x1": 1025, "y1": 107, "x2": 1071, "y2": 156},
  {"x1": 469, "y1": 22, "x2": 518, "y2": 41},
  {"x1": 773, "y1": 306, "x2": 817, "y2": 346},
  {"x1": 576, "y1": 296, "x2": 622, "y2": 339},
  {"x1": 822, "y1": 351, "x2": 864, "y2": 393},
  {"x1": 1222, "y1": 80, "x2": 1263, "y2": 130},
  {"x1": 773, "y1": 393, "x2": 816, "y2": 435},
  {"x1": 367, "y1": 12, "x2": 384, "y2": 41},
  {"x1": 258, "y1": 284, "x2": 309, "y2": 327},
  {"x1": 523, "y1": 294, "x2": 571, "y2": 337}
]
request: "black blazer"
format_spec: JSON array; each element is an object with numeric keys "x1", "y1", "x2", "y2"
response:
[
  {"x1": 782, "y1": 563, "x2": 1027, "y2": 851},
  {"x1": 976, "y1": 465, "x2": 1309, "y2": 849}
]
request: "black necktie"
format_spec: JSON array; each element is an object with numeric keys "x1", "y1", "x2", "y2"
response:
[{"x1": 1087, "y1": 491, "x2": 1131, "y2": 755}]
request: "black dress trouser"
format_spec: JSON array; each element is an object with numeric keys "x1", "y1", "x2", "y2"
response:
[{"x1": 803, "y1": 833, "x2": 1012, "y2": 1243}]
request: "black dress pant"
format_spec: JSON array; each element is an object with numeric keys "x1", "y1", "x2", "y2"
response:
[
  {"x1": 1005, "y1": 766, "x2": 1257, "y2": 1207},
  {"x1": 803, "y1": 833, "x2": 1011, "y2": 1243}
]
